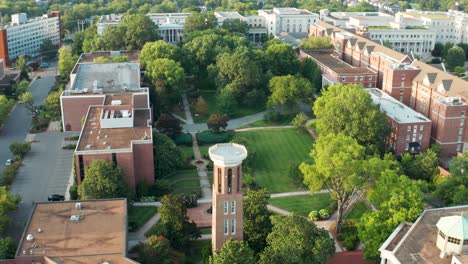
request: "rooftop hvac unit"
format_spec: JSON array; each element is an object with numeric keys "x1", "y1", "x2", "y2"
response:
[
  {"x1": 111, "y1": 100, "x2": 122, "y2": 106},
  {"x1": 70, "y1": 215, "x2": 80, "y2": 222},
  {"x1": 26, "y1": 234, "x2": 34, "y2": 241},
  {"x1": 75, "y1": 203, "x2": 81, "y2": 210}
]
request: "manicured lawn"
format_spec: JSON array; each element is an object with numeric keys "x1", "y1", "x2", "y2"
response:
[
  {"x1": 345, "y1": 201, "x2": 371, "y2": 220},
  {"x1": 198, "y1": 227, "x2": 211, "y2": 234},
  {"x1": 179, "y1": 146, "x2": 194, "y2": 160},
  {"x1": 240, "y1": 116, "x2": 294, "y2": 128},
  {"x1": 269, "y1": 193, "x2": 333, "y2": 217},
  {"x1": 163, "y1": 170, "x2": 201, "y2": 196},
  {"x1": 239, "y1": 128, "x2": 314, "y2": 192},
  {"x1": 191, "y1": 90, "x2": 265, "y2": 123},
  {"x1": 128, "y1": 206, "x2": 158, "y2": 231}
]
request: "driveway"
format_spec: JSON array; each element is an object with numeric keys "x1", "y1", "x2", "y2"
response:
[{"x1": 6, "y1": 132, "x2": 74, "y2": 241}]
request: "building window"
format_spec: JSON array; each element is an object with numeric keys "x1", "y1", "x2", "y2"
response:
[
  {"x1": 224, "y1": 219, "x2": 228, "y2": 235},
  {"x1": 439, "y1": 230, "x2": 446, "y2": 239},
  {"x1": 218, "y1": 168, "x2": 221, "y2": 193},
  {"x1": 461, "y1": 119, "x2": 465, "y2": 126},
  {"x1": 458, "y1": 136, "x2": 462, "y2": 142},
  {"x1": 420, "y1": 125, "x2": 424, "y2": 131},
  {"x1": 405, "y1": 143, "x2": 409, "y2": 151},
  {"x1": 224, "y1": 201, "x2": 228, "y2": 215},
  {"x1": 342, "y1": 77, "x2": 346, "y2": 81},
  {"x1": 401, "y1": 81, "x2": 405, "y2": 87},
  {"x1": 407, "y1": 126, "x2": 411, "y2": 131},
  {"x1": 419, "y1": 134, "x2": 423, "y2": 140},
  {"x1": 448, "y1": 237, "x2": 461, "y2": 244},
  {"x1": 354, "y1": 76, "x2": 358, "y2": 81},
  {"x1": 462, "y1": 111, "x2": 465, "y2": 117},
  {"x1": 459, "y1": 128, "x2": 463, "y2": 135},
  {"x1": 231, "y1": 219, "x2": 236, "y2": 234},
  {"x1": 456, "y1": 144, "x2": 462, "y2": 152},
  {"x1": 406, "y1": 135, "x2": 410, "y2": 141},
  {"x1": 369, "y1": 76, "x2": 372, "y2": 80},
  {"x1": 227, "y1": 169, "x2": 232, "y2": 193},
  {"x1": 231, "y1": 201, "x2": 236, "y2": 214},
  {"x1": 360, "y1": 76, "x2": 363, "y2": 81},
  {"x1": 112, "y1": 153, "x2": 117, "y2": 166}
]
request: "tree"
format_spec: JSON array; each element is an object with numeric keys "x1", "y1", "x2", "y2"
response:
[
  {"x1": 259, "y1": 215, "x2": 335, "y2": 264},
  {"x1": 155, "y1": 113, "x2": 182, "y2": 138},
  {"x1": 152, "y1": 194, "x2": 200, "y2": 249},
  {"x1": 77, "y1": 160, "x2": 127, "y2": 199},
  {"x1": 9, "y1": 141, "x2": 31, "y2": 159},
  {"x1": 291, "y1": 113, "x2": 307, "y2": 128},
  {"x1": 120, "y1": 14, "x2": 159, "y2": 50},
  {"x1": 16, "y1": 55, "x2": 30, "y2": 81},
  {"x1": 58, "y1": 46, "x2": 77, "y2": 77},
  {"x1": 214, "y1": 240, "x2": 255, "y2": 264},
  {"x1": 300, "y1": 133, "x2": 366, "y2": 233},
  {"x1": 0, "y1": 237, "x2": 16, "y2": 260},
  {"x1": 14, "y1": 80, "x2": 29, "y2": 97},
  {"x1": 0, "y1": 96, "x2": 14, "y2": 126},
  {"x1": 98, "y1": 25, "x2": 126, "y2": 50},
  {"x1": 300, "y1": 58, "x2": 322, "y2": 89},
  {"x1": 39, "y1": 38, "x2": 58, "y2": 60},
  {"x1": 299, "y1": 36, "x2": 333, "y2": 50},
  {"x1": 82, "y1": 25, "x2": 99, "y2": 53},
  {"x1": 435, "y1": 151, "x2": 468, "y2": 205},
  {"x1": 207, "y1": 114, "x2": 229, "y2": 133},
  {"x1": 243, "y1": 188, "x2": 272, "y2": 254},
  {"x1": 400, "y1": 147, "x2": 440, "y2": 181},
  {"x1": 153, "y1": 132, "x2": 183, "y2": 178},
  {"x1": 446, "y1": 45, "x2": 466, "y2": 71},
  {"x1": 221, "y1": 19, "x2": 250, "y2": 36},
  {"x1": 195, "y1": 96, "x2": 208, "y2": 115},
  {"x1": 183, "y1": 12, "x2": 217, "y2": 35},
  {"x1": 146, "y1": 58, "x2": 185, "y2": 106},
  {"x1": 264, "y1": 42, "x2": 300, "y2": 76},
  {"x1": 140, "y1": 41, "x2": 181, "y2": 68},
  {"x1": 0, "y1": 187, "x2": 20, "y2": 234},
  {"x1": 442, "y1": 42, "x2": 454, "y2": 59},
  {"x1": 44, "y1": 89, "x2": 62, "y2": 121},
  {"x1": 359, "y1": 170, "x2": 424, "y2": 260},
  {"x1": 72, "y1": 31, "x2": 85, "y2": 55},
  {"x1": 140, "y1": 235, "x2": 171, "y2": 264},
  {"x1": 313, "y1": 83, "x2": 390, "y2": 154},
  {"x1": 268, "y1": 75, "x2": 315, "y2": 108},
  {"x1": 432, "y1": 42, "x2": 444, "y2": 57}
]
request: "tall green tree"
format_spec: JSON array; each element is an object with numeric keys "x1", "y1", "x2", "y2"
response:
[
  {"x1": 0, "y1": 237, "x2": 16, "y2": 260},
  {"x1": 435, "y1": 151, "x2": 468, "y2": 205},
  {"x1": 58, "y1": 46, "x2": 77, "y2": 77},
  {"x1": 214, "y1": 240, "x2": 255, "y2": 264},
  {"x1": 153, "y1": 132, "x2": 183, "y2": 178},
  {"x1": 432, "y1": 42, "x2": 444, "y2": 57},
  {"x1": 0, "y1": 187, "x2": 20, "y2": 234},
  {"x1": 267, "y1": 75, "x2": 315, "y2": 109},
  {"x1": 121, "y1": 14, "x2": 159, "y2": 50},
  {"x1": 313, "y1": 83, "x2": 390, "y2": 154},
  {"x1": 140, "y1": 235, "x2": 171, "y2": 264},
  {"x1": 72, "y1": 31, "x2": 85, "y2": 55},
  {"x1": 264, "y1": 42, "x2": 300, "y2": 76},
  {"x1": 183, "y1": 12, "x2": 217, "y2": 35},
  {"x1": 0, "y1": 96, "x2": 14, "y2": 126},
  {"x1": 243, "y1": 188, "x2": 272, "y2": 254},
  {"x1": 140, "y1": 41, "x2": 181, "y2": 68},
  {"x1": 446, "y1": 45, "x2": 465, "y2": 71},
  {"x1": 16, "y1": 55, "x2": 30, "y2": 81},
  {"x1": 9, "y1": 141, "x2": 31, "y2": 159},
  {"x1": 98, "y1": 25, "x2": 126, "y2": 50},
  {"x1": 300, "y1": 133, "x2": 366, "y2": 233},
  {"x1": 359, "y1": 170, "x2": 424, "y2": 260},
  {"x1": 77, "y1": 160, "x2": 127, "y2": 199},
  {"x1": 300, "y1": 57, "x2": 322, "y2": 89},
  {"x1": 259, "y1": 215, "x2": 335, "y2": 264},
  {"x1": 152, "y1": 194, "x2": 200, "y2": 249},
  {"x1": 146, "y1": 58, "x2": 185, "y2": 109},
  {"x1": 221, "y1": 19, "x2": 250, "y2": 36}
]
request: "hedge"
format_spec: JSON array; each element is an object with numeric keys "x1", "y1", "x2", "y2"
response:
[
  {"x1": 174, "y1": 133, "x2": 193, "y2": 145},
  {"x1": 196, "y1": 131, "x2": 235, "y2": 145}
]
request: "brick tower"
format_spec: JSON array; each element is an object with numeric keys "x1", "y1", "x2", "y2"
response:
[{"x1": 209, "y1": 143, "x2": 248, "y2": 254}]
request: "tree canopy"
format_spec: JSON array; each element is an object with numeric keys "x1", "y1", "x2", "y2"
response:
[
  {"x1": 259, "y1": 215, "x2": 335, "y2": 264},
  {"x1": 58, "y1": 46, "x2": 77, "y2": 78},
  {"x1": 221, "y1": 19, "x2": 250, "y2": 36},
  {"x1": 0, "y1": 96, "x2": 14, "y2": 126},
  {"x1": 140, "y1": 41, "x2": 181, "y2": 68},
  {"x1": 299, "y1": 36, "x2": 333, "y2": 50},
  {"x1": 153, "y1": 132, "x2": 183, "y2": 178},
  {"x1": 214, "y1": 240, "x2": 255, "y2": 264},
  {"x1": 140, "y1": 235, "x2": 171, "y2": 264},
  {"x1": 446, "y1": 45, "x2": 465, "y2": 71},
  {"x1": 313, "y1": 83, "x2": 390, "y2": 154},
  {"x1": 78, "y1": 160, "x2": 127, "y2": 199},
  {"x1": 120, "y1": 14, "x2": 159, "y2": 50},
  {"x1": 243, "y1": 188, "x2": 272, "y2": 254},
  {"x1": 183, "y1": 12, "x2": 217, "y2": 35},
  {"x1": 435, "y1": 151, "x2": 468, "y2": 205},
  {"x1": 267, "y1": 75, "x2": 315, "y2": 108},
  {"x1": 0, "y1": 187, "x2": 20, "y2": 234},
  {"x1": 155, "y1": 114, "x2": 182, "y2": 138},
  {"x1": 264, "y1": 42, "x2": 300, "y2": 76}
]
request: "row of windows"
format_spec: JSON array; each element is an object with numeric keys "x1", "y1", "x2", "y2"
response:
[
  {"x1": 217, "y1": 168, "x2": 241, "y2": 194},
  {"x1": 405, "y1": 134, "x2": 423, "y2": 141},
  {"x1": 223, "y1": 219, "x2": 236, "y2": 235},
  {"x1": 223, "y1": 201, "x2": 236, "y2": 215},
  {"x1": 407, "y1": 125, "x2": 424, "y2": 132}
]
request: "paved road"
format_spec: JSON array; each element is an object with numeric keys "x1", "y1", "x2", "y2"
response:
[
  {"x1": 7, "y1": 132, "x2": 74, "y2": 241},
  {"x1": 0, "y1": 74, "x2": 55, "y2": 172}
]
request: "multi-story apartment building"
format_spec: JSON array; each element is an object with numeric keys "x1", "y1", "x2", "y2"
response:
[
  {"x1": 0, "y1": 12, "x2": 61, "y2": 65},
  {"x1": 309, "y1": 20, "x2": 468, "y2": 159},
  {"x1": 367, "y1": 88, "x2": 432, "y2": 155}
]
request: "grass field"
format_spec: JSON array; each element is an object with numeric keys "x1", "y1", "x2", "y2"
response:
[
  {"x1": 179, "y1": 146, "x2": 194, "y2": 160},
  {"x1": 191, "y1": 90, "x2": 265, "y2": 123},
  {"x1": 127, "y1": 206, "x2": 158, "y2": 231},
  {"x1": 239, "y1": 128, "x2": 314, "y2": 192},
  {"x1": 163, "y1": 170, "x2": 201, "y2": 196},
  {"x1": 269, "y1": 193, "x2": 333, "y2": 217},
  {"x1": 345, "y1": 201, "x2": 371, "y2": 220}
]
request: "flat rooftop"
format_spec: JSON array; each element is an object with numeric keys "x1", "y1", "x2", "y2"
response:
[
  {"x1": 209, "y1": 143, "x2": 248, "y2": 165},
  {"x1": 47, "y1": 254, "x2": 138, "y2": 264},
  {"x1": 404, "y1": 11, "x2": 451, "y2": 20},
  {"x1": 304, "y1": 50, "x2": 377, "y2": 75},
  {"x1": 72, "y1": 62, "x2": 140, "y2": 91},
  {"x1": 367, "y1": 88, "x2": 432, "y2": 123},
  {"x1": 17, "y1": 199, "x2": 127, "y2": 259},
  {"x1": 381, "y1": 205, "x2": 468, "y2": 264},
  {"x1": 76, "y1": 106, "x2": 151, "y2": 152},
  {"x1": 76, "y1": 51, "x2": 140, "y2": 64},
  {"x1": 215, "y1": 11, "x2": 245, "y2": 20},
  {"x1": 99, "y1": 14, "x2": 123, "y2": 23}
]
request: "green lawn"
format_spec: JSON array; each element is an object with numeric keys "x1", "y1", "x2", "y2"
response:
[
  {"x1": 162, "y1": 170, "x2": 201, "y2": 196},
  {"x1": 240, "y1": 116, "x2": 294, "y2": 128},
  {"x1": 198, "y1": 227, "x2": 212, "y2": 234},
  {"x1": 127, "y1": 206, "x2": 158, "y2": 231},
  {"x1": 179, "y1": 146, "x2": 194, "y2": 160},
  {"x1": 191, "y1": 90, "x2": 265, "y2": 123},
  {"x1": 345, "y1": 201, "x2": 371, "y2": 220},
  {"x1": 239, "y1": 128, "x2": 314, "y2": 192},
  {"x1": 269, "y1": 193, "x2": 333, "y2": 217}
]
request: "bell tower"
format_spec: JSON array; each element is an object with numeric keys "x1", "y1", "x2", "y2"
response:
[{"x1": 209, "y1": 143, "x2": 248, "y2": 254}]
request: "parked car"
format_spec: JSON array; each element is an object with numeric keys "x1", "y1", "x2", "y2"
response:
[
  {"x1": 5, "y1": 159, "x2": 13, "y2": 166},
  {"x1": 48, "y1": 194, "x2": 65, "y2": 201}
]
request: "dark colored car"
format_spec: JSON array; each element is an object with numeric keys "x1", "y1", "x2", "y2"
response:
[{"x1": 48, "y1": 194, "x2": 65, "y2": 201}]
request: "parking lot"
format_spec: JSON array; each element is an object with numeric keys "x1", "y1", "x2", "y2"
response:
[{"x1": 6, "y1": 132, "x2": 74, "y2": 241}]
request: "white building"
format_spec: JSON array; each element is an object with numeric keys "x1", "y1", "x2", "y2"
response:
[
  {"x1": 97, "y1": 14, "x2": 123, "y2": 36},
  {"x1": 147, "y1": 13, "x2": 189, "y2": 44},
  {"x1": 0, "y1": 12, "x2": 61, "y2": 64},
  {"x1": 215, "y1": 11, "x2": 268, "y2": 42},
  {"x1": 258, "y1": 8, "x2": 319, "y2": 35}
]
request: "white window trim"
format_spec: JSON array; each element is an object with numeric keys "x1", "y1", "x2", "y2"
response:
[
  {"x1": 224, "y1": 201, "x2": 228, "y2": 215},
  {"x1": 231, "y1": 219, "x2": 236, "y2": 235},
  {"x1": 231, "y1": 201, "x2": 236, "y2": 214},
  {"x1": 224, "y1": 219, "x2": 229, "y2": 235}
]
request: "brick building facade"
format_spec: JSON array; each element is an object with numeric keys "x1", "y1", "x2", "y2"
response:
[{"x1": 309, "y1": 21, "x2": 468, "y2": 159}]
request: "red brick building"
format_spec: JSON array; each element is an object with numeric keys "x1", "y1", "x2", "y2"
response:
[{"x1": 309, "y1": 21, "x2": 468, "y2": 160}]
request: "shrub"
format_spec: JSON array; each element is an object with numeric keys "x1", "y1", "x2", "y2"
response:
[
  {"x1": 181, "y1": 193, "x2": 198, "y2": 208},
  {"x1": 62, "y1": 144, "x2": 76, "y2": 149},
  {"x1": 319, "y1": 209, "x2": 330, "y2": 219},
  {"x1": 9, "y1": 141, "x2": 32, "y2": 158},
  {"x1": 173, "y1": 133, "x2": 193, "y2": 146},
  {"x1": 308, "y1": 210, "x2": 319, "y2": 221},
  {"x1": 291, "y1": 113, "x2": 307, "y2": 127},
  {"x1": 178, "y1": 163, "x2": 197, "y2": 170},
  {"x1": 69, "y1": 184, "x2": 78, "y2": 200},
  {"x1": 431, "y1": 58, "x2": 441, "y2": 64},
  {"x1": 196, "y1": 131, "x2": 235, "y2": 145},
  {"x1": 0, "y1": 163, "x2": 20, "y2": 186},
  {"x1": 342, "y1": 235, "x2": 358, "y2": 251}
]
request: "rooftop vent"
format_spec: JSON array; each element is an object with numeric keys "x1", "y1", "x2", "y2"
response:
[
  {"x1": 75, "y1": 202, "x2": 81, "y2": 210},
  {"x1": 70, "y1": 215, "x2": 80, "y2": 222},
  {"x1": 111, "y1": 100, "x2": 122, "y2": 106},
  {"x1": 26, "y1": 234, "x2": 34, "y2": 241},
  {"x1": 85, "y1": 144, "x2": 92, "y2": 150},
  {"x1": 37, "y1": 228, "x2": 42, "y2": 233}
]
